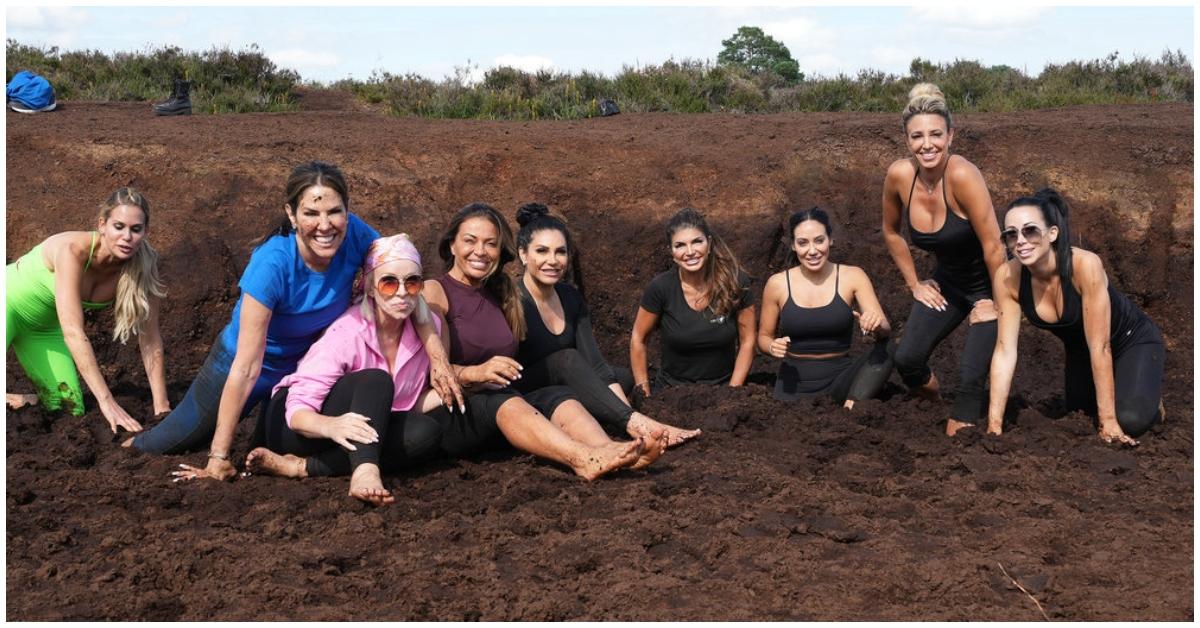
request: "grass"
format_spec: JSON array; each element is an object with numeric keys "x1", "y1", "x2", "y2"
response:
[
  {"x1": 7, "y1": 39, "x2": 1192, "y2": 119},
  {"x1": 6, "y1": 40, "x2": 300, "y2": 114}
]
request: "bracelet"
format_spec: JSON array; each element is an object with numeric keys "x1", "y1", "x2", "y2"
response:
[{"x1": 207, "y1": 450, "x2": 230, "y2": 461}]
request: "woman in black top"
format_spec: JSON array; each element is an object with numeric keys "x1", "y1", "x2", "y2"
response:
[
  {"x1": 987, "y1": 189, "x2": 1163, "y2": 444},
  {"x1": 630, "y1": 207, "x2": 756, "y2": 395},
  {"x1": 758, "y1": 208, "x2": 894, "y2": 406},
  {"x1": 881, "y1": 82, "x2": 1006, "y2": 436},
  {"x1": 514, "y1": 203, "x2": 699, "y2": 448}
]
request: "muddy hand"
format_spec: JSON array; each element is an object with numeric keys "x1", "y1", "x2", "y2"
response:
[
  {"x1": 99, "y1": 397, "x2": 144, "y2": 434},
  {"x1": 1099, "y1": 422, "x2": 1138, "y2": 447},
  {"x1": 172, "y1": 457, "x2": 237, "y2": 482}
]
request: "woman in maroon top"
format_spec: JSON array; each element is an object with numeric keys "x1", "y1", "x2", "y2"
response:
[{"x1": 421, "y1": 203, "x2": 665, "y2": 480}]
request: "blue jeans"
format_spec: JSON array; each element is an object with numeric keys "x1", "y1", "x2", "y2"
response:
[{"x1": 133, "y1": 343, "x2": 282, "y2": 454}]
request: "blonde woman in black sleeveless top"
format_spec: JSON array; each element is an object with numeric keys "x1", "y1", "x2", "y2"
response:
[
  {"x1": 987, "y1": 189, "x2": 1163, "y2": 444},
  {"x1": 759, "y1": 208, "x2": 893, "y2": 408},
  {"x1": 881, "y1": 83, "x2": 1006, "y2": 436}
]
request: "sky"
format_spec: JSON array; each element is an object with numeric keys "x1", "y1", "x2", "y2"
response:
[{"x1": 5, "y1": 4, "x2": 1196, "y2": 84}]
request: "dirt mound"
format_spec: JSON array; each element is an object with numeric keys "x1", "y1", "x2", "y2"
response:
[{"x1": 6, "y1": 101, "x2": 1193, "y2": 620}]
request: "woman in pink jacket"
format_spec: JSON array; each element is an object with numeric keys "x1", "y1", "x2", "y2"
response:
[{"x1": 243, "y1": 234, "x2": 462, "y2": 505}]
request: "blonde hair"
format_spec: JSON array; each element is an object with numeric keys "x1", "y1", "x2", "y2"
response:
[
  {"x1": 901, "y1": 82, "x2": 953, "y2": 132},
  {"x1": 102, "y1": 187, "x2": 165, "y2": 344},
  {"x1": 355, "y1": 233, "x2": 431, "y2": 326}
]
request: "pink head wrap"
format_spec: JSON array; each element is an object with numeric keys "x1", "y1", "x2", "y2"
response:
[{"x1": 360, "y1": 233, "x2": 422, "y2": 297}]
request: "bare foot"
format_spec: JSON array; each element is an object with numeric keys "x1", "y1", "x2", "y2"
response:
[
  {"x1": 630, "y1": 427, "x2": 668, "y2": 470},
  {"x1": 946, "y1": 418, "x2": 974, "y2": 437},
  {"x1": 1159, "y1": 399, "x2": 1167, "y2": 424},
  {"x1": 6, "y1": 393, "x2": 38, "y2": 410},
  {"x1": 244, "y1": 447, "x2": 307, "y2": 478},
  {"x1": 573, "y1": 438, "x2": 644, "y2": 481},
  {"x1": 627, "y1": 412, "x2": 701, "y2": 448},
  {"x1": 909, "y1": 372, "x2": 941, "y2": 401},
  {"x1": 843, "y1": 399, "x2": 856, "y2": 410},
  {"x1": 348, "y1": 464, "x2": 394, "y2": 506}
]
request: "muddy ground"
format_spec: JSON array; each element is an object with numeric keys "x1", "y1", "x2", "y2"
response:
[{"x1": 5, "y1": 97, "x2": 1193, "y2": 620}]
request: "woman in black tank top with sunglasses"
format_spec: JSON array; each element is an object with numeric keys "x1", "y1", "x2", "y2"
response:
[
  {"x1": 759, "y1": 209, "x2": 894, "y2": 407},
  {"x1": 987, "y1": 189, "x2": 1164, "y2": 445},
  {"x1": 881, "y1": 83, "x2": 1006, "y2": 436}
]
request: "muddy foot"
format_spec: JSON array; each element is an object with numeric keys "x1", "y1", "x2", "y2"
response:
[
  {"x1": 628, "y1": 413, "x2": 700, "y2": 448},
  {"x1": 909, "y1": 372, "x2": 941, "y2": 402},
  {"x1": 244, "y1": 447, "x2": 307, "y2": 478},
  {"x1": 349, "y1": 464, "x2": 394, "y2": 506},
  {"x1": 574, "y1": 438, "x2": 644, "y2": 481},
  {"x1": 946, "y1": 418, "x2": 974, "y2": 437},
  {"x1": 630, "y1": 427, "x2": 668, "y2": 470},
  {"x1": 6, "y1": 393, "x2": 38, "y2": 410}
]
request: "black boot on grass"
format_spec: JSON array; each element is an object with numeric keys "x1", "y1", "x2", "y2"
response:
[{"x1": 153, "y1": 79, "x2": 192, "y2": 116}]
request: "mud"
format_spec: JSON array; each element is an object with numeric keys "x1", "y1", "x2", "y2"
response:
[{"x1": 6, "y1": 98, "x2": 1193, "y2": 620}]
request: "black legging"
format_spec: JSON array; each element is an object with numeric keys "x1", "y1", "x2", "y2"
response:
[
  {"x1": 262, "y1": 369, "x2": 444, "y2": 477},
  {"x1": 774, "y1": 340, "x2": 894, "y2": 403},
  {"x1": 517, "y1": 348, "x2": 635, "y2": 430},
  {"x1": 894, "y1": 286, "x2": 996, "y2": 424},
  {"x1": 1064, "y1": 339, "x2": 1165, "y2": 437}
]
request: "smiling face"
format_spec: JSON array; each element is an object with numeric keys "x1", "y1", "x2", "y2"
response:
[
  {"x1": 370, "y1": 259, "x2": 422, "y2": 323},
  {"x1": 450, "y1": 216, "x2": 501, "y2": 283},
  {"x1": 97, "y1": 203, "x2": 147, "y2": 261},
  {"x1": 670, "y1": 226, "x2": 709, "y2": 274},
  {"x1": 905, "y1": 113, "x2": 954, "y2": 171},
  {"x1": 791, "y1": 219, "x2": 831, "y2": 273},
  {"x1": 288, "y1": 184, "x2": 347, "y2": 270},
  {"x1": 520, "y1": 228, "x2": 569, "y2": 287},
  {"x1": 1003, "y1": 204, "x2": 1058, "y2": 266}
]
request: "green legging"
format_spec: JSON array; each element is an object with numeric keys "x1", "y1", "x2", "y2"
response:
[{"x1": 6, "y1": 239, "x2": 109, "y2": 416}]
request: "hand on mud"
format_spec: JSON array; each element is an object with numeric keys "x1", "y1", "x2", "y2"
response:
[
  {"x1": 99, "y1": 397, "x2": 143, "y2": 434},
  {"x1": 172, "y1": 457, "x2": 237, "y2": 482},
  {"x1": 474, "y1": 356, "x2": 523, "y2": 388},
  {"x1": 968, "y1": 299, "x2": 998, "y2": 325},
  {"x1": 912, "y1": 279, "x2": 946, "y2": 312},
  {"x1": 321, "y1": 412, "x2": 379, "y2": 451},
  {"x1": 768, "y1": 336, "x2": 790, "y2": 358},
  {"x1": 429, "y1": 359, "x2": 465, "y2": 413},
  {"x1": 852, "y1": 310, "x2": 885, "y2": 336},
  {"x1": 1098, "y1": 421, "x2": 1138, "y2": 447}
]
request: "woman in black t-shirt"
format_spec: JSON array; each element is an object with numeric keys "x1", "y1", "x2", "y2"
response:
[
  {"x1": 514, "y1": 203, "x2": 700, "y2": 448},
  {"x1": 630, "y1": 207, "x2": 757, "y2": 395}
]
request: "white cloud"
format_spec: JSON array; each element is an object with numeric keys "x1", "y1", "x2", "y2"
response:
[
  {"x1": 797, "y1": 52, "x2": 844, "y2": 77},
  {"x1": 492, "y1": 54, "x2": 555, "y2": 73},
  {"x1": 151, "y1": 12, "x2": 189, "y2": 31},
  {"x1": 270, "y1": 49, "x2": 342, "y2": 73},
  {"x1": 7, "y1": 6, "x2": 89, "y2": 30},
  {"x1": 911, "y1": 6, "x2": 1048, "y2": 30},
  {"x1": 762, "y1": 17, "x2": 836, "y2": 51},
  {"x1": 871, "y1": 45, "x2": 920, "y2": 73}
]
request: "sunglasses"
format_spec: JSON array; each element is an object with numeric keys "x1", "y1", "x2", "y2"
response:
[
  {"x1": 1001, "y1": 225, "x2": 1045, "y2": 249},
  {"x1": 376, "y1": 274, "x2": 423, "y2": 298}
]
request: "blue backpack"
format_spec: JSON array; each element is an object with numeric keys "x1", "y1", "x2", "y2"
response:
[{"x1": 7, "y1": 70, "x2": 56, "y2": 112}]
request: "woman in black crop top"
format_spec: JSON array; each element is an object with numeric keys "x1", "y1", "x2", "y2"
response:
[
  {"x1": 881, "y1": 83, "x2": 1006, "y2": 436},
  {"x1": 758, "y1": 208, "x2": 894, "y2": 406},
  {"x1": 514, "y1": 203, "x2": 700, "y2": 449},
  {"x1": 987, "y1": 189, "x2": 1164, "y2": 444},
  {"x1": 630, "y1": 208, "x2": 757, "y2": 395}
]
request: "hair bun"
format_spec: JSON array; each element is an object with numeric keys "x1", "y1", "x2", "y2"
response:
[
  {"x1": 516, "y1": 202, "x2": 550, "y2": 227},
  {"x1": 908, "y1": 82, "x2": 944, "y2": 102}
]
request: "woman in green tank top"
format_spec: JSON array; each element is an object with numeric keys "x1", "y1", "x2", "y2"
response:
[{"x1": 6, "y1": 187, "x2": 170, "y2": 433}]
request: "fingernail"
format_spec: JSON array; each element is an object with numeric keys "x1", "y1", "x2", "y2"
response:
[{"x1": 460, "y1": 405, "x2": 466, "y2": 413}]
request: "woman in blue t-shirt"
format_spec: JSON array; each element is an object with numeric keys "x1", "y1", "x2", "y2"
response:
[
  {"x1": 630, "y1": 207, "x2": 757, "y2": 395},
  {"x1": 131, "y1": 161, "x2": 458, "y2": 482}
]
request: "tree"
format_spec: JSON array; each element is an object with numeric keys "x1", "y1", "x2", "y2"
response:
[{"x1": 718, "y1": 26, "x2": 802, "y2": 83}]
